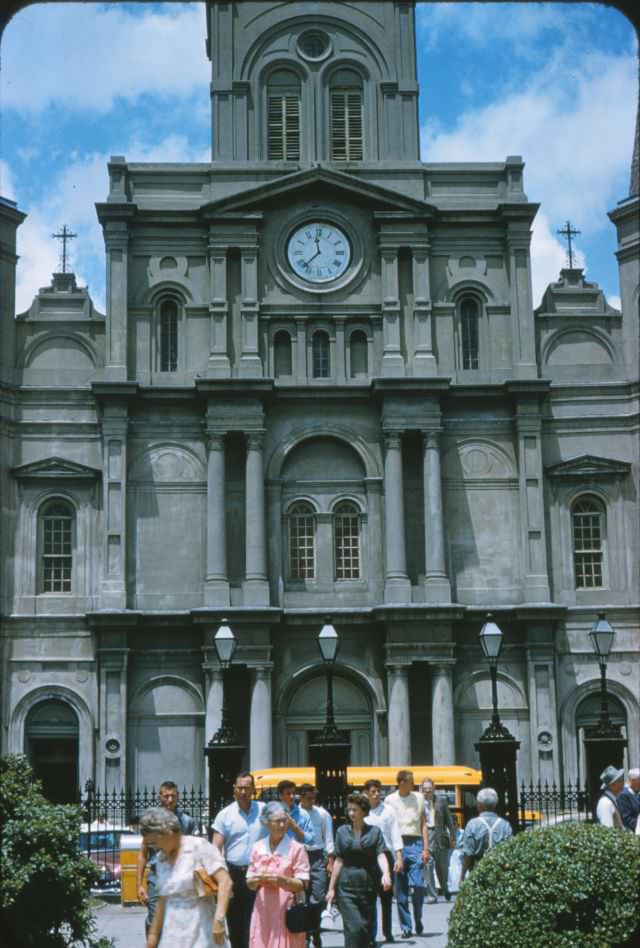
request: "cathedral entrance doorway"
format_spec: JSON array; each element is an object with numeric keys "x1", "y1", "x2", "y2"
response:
[
  {"x1": 25, "y1": 699, "x2": 79, "y2": 803},
  {"x1": 283, "y1": 671, "x2": 372, "y2": 766}
]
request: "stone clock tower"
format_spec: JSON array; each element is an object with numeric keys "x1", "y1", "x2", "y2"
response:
[{"x1": 3, "y1": 1, "x2": 637, "y2": 798}]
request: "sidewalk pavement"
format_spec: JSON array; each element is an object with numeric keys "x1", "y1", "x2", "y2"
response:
[{"x1": 92, "y1": 896, "x2": 455, "y2": 947}]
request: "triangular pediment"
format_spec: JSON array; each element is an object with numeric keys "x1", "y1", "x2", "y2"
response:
[
  {"x1": 201, "y1": 165, "x2": 434, "y2": 217},
  {"x1": 12, "y1": 457, "x2": 102, "y2": 480},
  {"x1": 545, "y1": 455, "x2": 630, "y2": 478}
]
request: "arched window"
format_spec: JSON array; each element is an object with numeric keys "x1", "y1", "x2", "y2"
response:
[
  {"x1": 274, "y1": 330, "x2": 293, "y2": 377},
  {"x1": 159, "y1": 299, "x2": 178, "y2": 372},
  {"x1": 460, "y1": 297, "x2": 479, "y2": 369},
  {"x1": 349, "y1": 330, "x2": 368, "y2": 377},
  {"x1": 267, "y1": 69, "x2": 301, "y2": 160},
  {"x1": 330, "y1": 69, "x2": 363, "y2": 161},
  {"x1": 572, "y1": 496, "x2": 605, "y2": 588},
  {"x1": 288, "y1": 502, "x2": 316, "y2": 580},
  {"x1": 39, "y1": 500, "x2": 74, "y2": 593},
  {"x1": 334, "y1": 501, "x2": 360, "y2": 579},
  {"x1": 312, "y1": 331, "x2": 330, "y2": 378}
]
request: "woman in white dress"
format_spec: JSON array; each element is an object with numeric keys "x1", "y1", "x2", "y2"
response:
[{"x1": 141, "y1": 807, "x2": 232, "y2": 948}]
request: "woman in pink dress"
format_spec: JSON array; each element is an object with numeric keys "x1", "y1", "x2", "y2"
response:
[{"x1": 247, "y1": 801, "x2": 310, "y2": 948}]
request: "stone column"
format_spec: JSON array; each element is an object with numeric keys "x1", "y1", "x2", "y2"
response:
[
  {"x1": 383, "y1": 431, "x2": 411, "y2": 602},
  {"x1": 412, "y1": 241, "x2": 437, "y2": 375},
  {"x1": 423, "y1": 430, "x2": 451, "y2": 602},
  {"x1": 205, "y1": 432, "x2": 230, "y2": 606},
  {"x1": 207, "y1": 234, "x2": 231, "y2": 377},
  {"x1": 205, "y1": 668, "x2": 224, "y2": 743},
  {"x1": 244, "y1": 431, "x2": 269, "y2": 605},
  {"x1": 431, "y1": 663, "x2": 455, "y2": 764},
  {"x1": 334, "y1": 317, "x2": 346, "y2": 384},
  {"x1": 507, "y1": 219, "x2": 537, "y2": 379},
  {"x1": 104, "y1": 222, "x2": 129, "y2": 381},
  {"x1": 515, "y1": 393, "x2": 550, "y2": 602},
  {"x1": 379, "y1": 240, "x2": 404, "y2": 377},
  {"x1": 239, "y1": 239, "x2": 262, "y2": 378},
  {"x1": 99, "y1": 401, "x2": 129, "y2": 609},
  {"x1": 295, "y1": 318, "x2": 307, "y2": 383},
  {"x1": 387, "y1": 664, "x2": 411, "y2": 764},
  {"x1": 249, "y1": 666, "x2": 273, "y2": 769}
]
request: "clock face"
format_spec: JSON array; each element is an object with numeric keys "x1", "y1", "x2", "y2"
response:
[{"x1": 287, "y1": 222, "x2": 351, "y2": 283}]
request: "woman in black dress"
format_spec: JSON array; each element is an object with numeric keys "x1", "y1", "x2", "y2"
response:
[{"x1": 326, "y1": 792, "x2": 392, "y2": 947}]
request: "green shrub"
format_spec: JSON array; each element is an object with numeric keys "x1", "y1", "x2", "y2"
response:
[
  {"x1": 448, "y1": 821, "x2": 640, "y2": 948},
  {"x1": 0, "y1": 753, "x2": 114, "y2": 948}
]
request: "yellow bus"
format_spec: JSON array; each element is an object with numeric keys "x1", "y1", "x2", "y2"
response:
[{"x1": 251, "y1": 765, "x2": 482, "y2": 826}]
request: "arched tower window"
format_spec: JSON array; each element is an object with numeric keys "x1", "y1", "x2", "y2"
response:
[
  {"x1": 159, "y1": 299, "x2": 178, "y2": 372},
  {"x1": 460, "y1": 297, "x2": 479, "y2": 369},
  {"x1": 349, "y1": 330, "x2": 368, "y2": 377},
  {"x1": 39, "y1": 499, "x2": 74, "y2": 593},
  {"x1": 330, "y1": 69, "x2": 363, "y2": 161},
  {"x1": 288, "y1": 502, "x2": 316, "y2": 580},
  {"x1": 572, "y1": 496, "x2": 605, "y2": 588},
  {"x1": 312, "y1": 330, "x2": 330, "y2": 378},
  {"x1": 334, "y1": 501, "x2": 361, "y2": 579},
  {"x1": 267, "y1": 69, "x2": 301, "y2": 160},
  {"x1": 274, "y1": 330, "x2": 293, "y2": 377}
]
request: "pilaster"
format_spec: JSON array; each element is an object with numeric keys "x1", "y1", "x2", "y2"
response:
[
  {"x1": 506, "y1": 217, "x2": 537, "y2": 378},
  {"x1": 412, "y1": 239, "x2": 437, "y2": 375},
  {"x1": 382, "y1": 430, "x2": 411, "y2": 603},
  {"x1": 239, "y1": 234, "x2": 262, "y2": 378},
  {"x1": 430, "y1": 662, "x2": 455, "y2": 764},
  {"x1": 207, "y1": 231, "x2": 231, "y2": 377},
  {"x1": 379, "y1": 236, "x2": 405, "y2": 377}
]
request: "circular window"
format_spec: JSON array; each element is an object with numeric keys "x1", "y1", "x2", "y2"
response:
[{"x1": 297, "y1": 30, "x2": 331, "y2": 62}]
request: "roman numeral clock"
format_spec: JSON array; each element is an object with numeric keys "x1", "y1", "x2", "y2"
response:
[{"x1": 287, "y1": 222, "x2": 351, "y2": 283}]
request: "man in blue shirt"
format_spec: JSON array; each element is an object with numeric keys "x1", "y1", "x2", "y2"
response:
[
  {"x1": 461, "y1": 787, "x2": 512, "y2": 879},
  {"x1": 299, "y1": 783, "x2": 335, "y2": 948},
  {"x1": 277, "y1": 779, "x2": 315, "y2": 844},
  {"x1": 212, "y1": 771, "x2": 266, "y2": 948}
]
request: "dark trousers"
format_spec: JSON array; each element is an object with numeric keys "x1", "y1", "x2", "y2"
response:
[
  {"x1": 338, "y1": 885, "x2": 376, "y2": 948},
  {"x1": 372, "y1": 852, "x2": 394, "y2": 941},
  {"x1": 227, "y1": 864, "x2": 256, "y2": 948},
  {"x1": 307, "y1": 849, "x2": 328, "y2": 936}
]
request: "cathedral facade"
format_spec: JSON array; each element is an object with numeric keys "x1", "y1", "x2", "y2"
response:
[{"x1": 1, "y1": 1, "x2": 638, "y2": 803}]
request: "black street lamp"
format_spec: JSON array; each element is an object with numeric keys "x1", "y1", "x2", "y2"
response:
[
  {"x1": 584, "y1": 612, "x2": 626, "y2": 813},
  {"x1": 475, "y1": 614, "x2": 520, "y2": 830},
  {"x1": 204, "y1": 619, "x2": 245, "y2": 832},
  {"x1": 308, "y1": 617, "x2": 350, "y2": 823}
]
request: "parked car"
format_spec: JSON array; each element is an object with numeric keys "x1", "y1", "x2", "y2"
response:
[{"x1": 80, "y1": 820, "x2": 137, "y2": 894}]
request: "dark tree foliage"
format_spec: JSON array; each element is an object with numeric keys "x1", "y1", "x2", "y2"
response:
[
  {"x1": 0, "y1": 753, "x2": 113, "y2": 948},
  {"x1": 448, "y1": 821, "x2": 640, "y2": 948}
]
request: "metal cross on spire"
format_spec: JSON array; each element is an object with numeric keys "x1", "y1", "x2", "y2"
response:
[
  {"x1": 557, "y1": 220, "x2": 581, "y2": 269},
  {"x1": 51, "y1": 224, "x2": 77, "y2": 273}
]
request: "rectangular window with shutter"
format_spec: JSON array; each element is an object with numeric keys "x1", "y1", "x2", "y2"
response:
[
  {"x1": 331, "y1": 91, "x2": 363, "y2": 160},
  {"x1": 267, "y1": 94, "x2": 300, "y2": 160}
]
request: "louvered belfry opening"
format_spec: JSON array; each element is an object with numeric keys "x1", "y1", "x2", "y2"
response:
[
  {"x1": 267, "y1": 69, "x2": 301, "y2": 160},
  {"x1": 330, "y1": 69, "x2": 363, "y2": 161}
]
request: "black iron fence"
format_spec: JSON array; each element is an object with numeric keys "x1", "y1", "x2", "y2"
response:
[
  {"x1": 78, "y1": 778, "x2": 594, "y2": 891},
  {"x1": 517, "y1": 781, "x2": 592, "y2": 831}
]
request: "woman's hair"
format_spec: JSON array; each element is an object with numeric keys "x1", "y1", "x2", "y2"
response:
[
  {"x1": 260, "y1": 800, "x2": 288, "y2": 828},
  {"x1": 139, "y1": 806, "x2": 181, "y2": 837},
  {"x1": 347, "y1": 791, "x2": 371, "y2": 815}
]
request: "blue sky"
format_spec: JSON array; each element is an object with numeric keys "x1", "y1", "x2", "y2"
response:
[{"x1": 1, "y1": 2, "x2": 637, "y2": 314}]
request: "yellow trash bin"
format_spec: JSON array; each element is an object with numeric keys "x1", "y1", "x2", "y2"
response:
[{"x1": 120, "y1": 833, "x2": 143, "y2": 906}]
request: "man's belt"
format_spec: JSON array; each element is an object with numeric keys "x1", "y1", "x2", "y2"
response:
[{"x1": 401, "y1": 835, "x2": 421, "y2": 841}]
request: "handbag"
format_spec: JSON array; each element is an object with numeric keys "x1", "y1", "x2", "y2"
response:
[
  {"x1": 285, "y1": 897, "x2": 313, "y2": 934},
  {"x1": 193, "y1": 866, "x2": 218, "y2": 898}
]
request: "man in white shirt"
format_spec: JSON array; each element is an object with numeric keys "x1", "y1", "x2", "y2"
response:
[
  {"x1": 212, "y1": 771, "x2": 266, "y2": 948},
  {"x1": 299, "y1": 783, "x2": 335, "y2": 948},
  {"x1": 364, "y1": 778, "x2": 403, "y2": 943},
  {"x1": 596, "y1": 765, "x2": 624, "y2": 828},
  {"x1": 385, "y1": 770, "x2": 429, "y2": 939}
]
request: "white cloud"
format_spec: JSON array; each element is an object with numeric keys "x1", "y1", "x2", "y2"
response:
[
  {"x1": 417, "y1": 2, "x2": 566, "y2": 52},
  {"x1": 13, "y1": 133, "x2": 209, "y2": 313},
  {"x1": 422, "y1": 49, "x2": 637, "y2": 237},
  {"x1": 0, "y1": 159, "x2": 17, "y2": 200},
  {"x1": 1, "y1": 2, "x2": 209, "y2": 112}
]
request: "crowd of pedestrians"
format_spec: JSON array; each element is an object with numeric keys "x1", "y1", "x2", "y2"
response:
[{"x1": 134, "y1": 764, "x2": 640, "y2": 947}]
